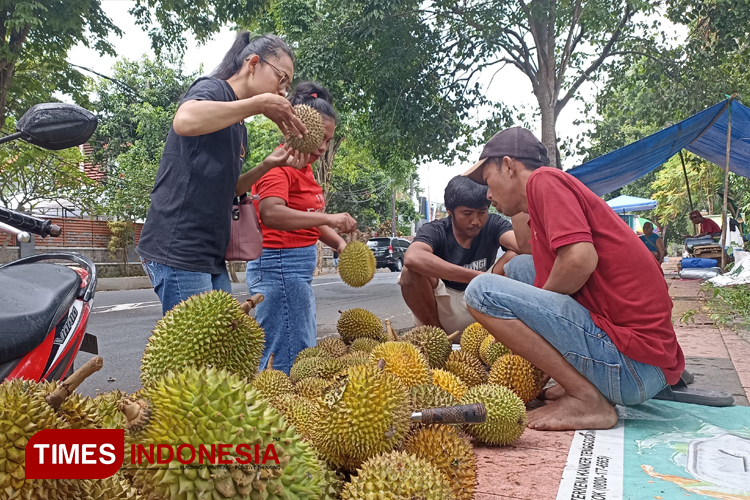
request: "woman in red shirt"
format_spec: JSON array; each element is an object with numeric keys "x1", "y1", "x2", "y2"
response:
[{"x1": 245, "y1": 82, "x2": 357, "y2": 374}]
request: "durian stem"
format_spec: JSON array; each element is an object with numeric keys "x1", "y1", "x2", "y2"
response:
[
  {"x1": 447, "y1": 331, "x2": 461, "y2": 342},
  {"x1": 120, "y1": 399, "x2": 142, "y2": 423},
  {"x1": 385, "y1": 319, "x2": 397, "y2": 341},
  {"x1": 46, "y1": 356, "x2": 103, "y2": 410},
  {"x1": 240, "y1": 294, "x2": 264, "y2": 314},
  {"x1": 267, "y1": 353, "x2": 275, "y2": 371}
]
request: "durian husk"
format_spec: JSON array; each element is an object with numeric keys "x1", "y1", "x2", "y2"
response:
[
  {"x1": 309, "y1": 364, "x2": 411, "y2": 471},
  {"x1": 409, "y1": 384, "x2": 459, "y2": 414},
  {"x1": 403, "y1": 425, "x2": 477, "y2": 500},
  {"x1": 140, "y1": 290, "x2": 265, "y2": 387},
  {"x1": 461, "y1": 384, "x2": 527, "y2": 446},
  {"x1": 318, "y1": 337, "x2": 349, "y2": 357},
  {"x1": 483, "y1": 338, "x2": 512, "y2": 367},
  {"x1": 290, "y1": 357, "x2": 345, "y2": 383},
  {"x1": 294, "y1": 377, "x2": 329, "y2": 399},
  {"x1": 270, "y1": 393, "x2": 318, "y2": 439},
  {"x1": 488, "y1": 354, "x2": 544, "y2": 403},
  {"x1": 337, "y1": 308, "x2": 386, "y2": 344},
  {"x1": 431, "y1": 368, "x2": 469, "y2": 400},
  {"x1": 369, "y1": 341, "x2": 432, "y2": 389},
  {"x1": 92, "y1": 390, "x2": 130, "y2": 429},
  {"x1": 460, "y1": 322, "x2": 490, "y2": 359},
  {"x1": 348, "y1": 337, "x2": 381, "y2": 354},
  {"x1": 401, "y1": 325, "x2": 452, "y2": 369},
  {"x1": 294, "y1": 346, "x2": 334, "y2": 364},
  {"x1": 445, "y1": 350, "x2": 487, "y2": 387},
  {"x1": 338, "y1": 242, "x2": 376, "y2": 288},
  {"x1": 285, "y1": 104, "x2": 325, "y2": 154},
  {"x1": 252, "y1": 355, "x2": 295, "y2": 401},
  {"x1": 341, "y1": 450, "x2": 455, "y2": 499},
  {"x1": 83, "y1": 473, "x2": 143, "y2": 500}
]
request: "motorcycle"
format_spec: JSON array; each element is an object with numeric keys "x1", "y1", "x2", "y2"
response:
[{"x1": 0, "y1": 102, "x2": 100, "y2": 383}]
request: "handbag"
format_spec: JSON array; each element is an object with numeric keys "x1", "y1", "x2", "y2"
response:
[{"x1": 225, "y1": 194, "x2": 263, "y2": 261}]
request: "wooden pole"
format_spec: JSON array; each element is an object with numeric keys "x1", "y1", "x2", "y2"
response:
[
  {"x1": 720, "y1": 98, "x2": 735, "y2": 270},
  {"x1": 679, "y1": 151, "x2": 694, "y2": 212}
]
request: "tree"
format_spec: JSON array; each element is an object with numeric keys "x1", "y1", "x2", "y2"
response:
[{"x1": 259, "y1": 0, "x2": 662, "y2": 168}]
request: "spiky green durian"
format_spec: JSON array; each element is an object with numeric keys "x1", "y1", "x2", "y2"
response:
[
  {"x1": 121, "y1": 366, "x2": 328, "y2": 499},
  {"x1": 294, "y1": 377, "x2": 328, "y2": 399},
  {"x1": 461, "y1": 384, "x2": 527, "y2": 445},
  {"x1": 341, "y1": 451, "x2": 455, "y2": 499},
  {"x1": 401, "y1": 325, "x2": 452, "y2": 369},
  {"x1": 140, "y1": 290, "x2": 264, "y2": 386},
  {"x1": 290, "y1": 357, "x2": 345, "y2": 383},
  {"x1": 337, "y1": 308, "x2": 386, "y2": 343},
  {"x1": 460, "y1": 322, "x2": 490, "y2": 358},
  {"x1": 92, "y1": 390, "x2": 129, "y2": 429},
  {"x1": 309, "y1": 364, "x2": 410, "y2": 471},
  {"x1": 370, "y1": 341, "x2": 432, "y2": 388},
  {"x1": 431, "y1": 368, "x2": 469, "y2": 400},
  {"x1": 317, "y1": 337, "x2": 348, "y2": 357},
  {"x1": 488, "y1": 354, "x2": 544, "y2": 403},
  {"x1": 348, "y1": 337, "x2": 381, "y2": 354},
  {"x1": 294, "y1": 346, "x2": 333, "y2": 364},
  {"x1": 481, "y1": 336, "x2": 512, "y2": 366},
  {"x1": 252, "y1": 354, "x2": 295, "y2": 401},
  {"x1": 338, "y1": 241, "x2": 376, "y2": 288},
  {"x1": 285, "y1": 104, "x2": 325, "y2": 154}
]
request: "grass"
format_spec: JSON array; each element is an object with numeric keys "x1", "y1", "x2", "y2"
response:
[{"x1": 683, "y1": 283, "x2": 750, "y2": 335}]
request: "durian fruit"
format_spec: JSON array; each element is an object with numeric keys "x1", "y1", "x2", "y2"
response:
[
  {"x1": 409, "y1": 384, "x2": 458, "y2": 415},
  {"x1": 321, "y1": 463, "x2": 345, "y2": 500},
  {"x1": 318, "y1": 337, "x2": 349, "y2": 357},
  {"x1": 488, "y1": 354, "x2": 545, "y2": 403},
  {"x1": 403, "y1": 425, "x2": 477, "y2": 500},
  {"x1": 460, "y1": 322, "x2": 490, "y2": 358},
  {"x1": 270, "y1": 393, "x2": 318, "y2": 438},
  {"x1": 120, "y1": 366, "x2": 328, "y2": 499},
  {"x1": 92, "y1": 390, "x2": 129, "y2": 429},
  {"x1": 295, "y1": 346, "x2": 333, "y2": 363},
  {"x1": 342, "y1": 353, "x2": 370, "y2": 367},
  {"x1": 140, "y1": 290, "x2": 265, "y2": 386},
  {"x1": 252, "y1": 353, "x2": 295, "y2": 401},
  {"x1": 294, "y1": 377, "x2": 328, "y2": 399},
  {"x1": 309, "y1": 364, "x2": 410, "y2": 471},
  {"x1": 445, "y1": 350, "x2": 487, "y2": 387},
  {"x1": 83, "y1": 473, "x2": 143, "y2": 500},
  {"x1": 0, "y1": 379, "x2": 87, "y2": 499},
  {"x1": 285, "y1": 104, "x2": 325, "y2": 154},
  {"x1": 401, "y1": 325, "x2": 452, "y2": 369},
  {"x1": 341, "y1": 450, "x2": 455, "y2": 500},
  {"x1": 338, "y1": 241, "x2": 376, "y2": 288},
  {"x1": 337, "y1": 308, "x2": 386, "y2": 343},
  {"x1": 290, "y1": 357, "x2": 345, "y2": 383},
  {"x1": 348, "y1": 337, "x2": 381, "y2": 354},
  {"x1": 481, "y1": 336, "x2": 512, "y2": 367},
  {"x1": 370, "y1": 341, "x2": 432, "y2": 389},
  {"x1": 461, "y1": 384, "x2": 527, "y2": 445},
  {"x1": 431, "y1": 368, "x2": 469, "y2": 400},
  {"x1": 36, "y1": 380, "x2": 101, "y2": 429}
]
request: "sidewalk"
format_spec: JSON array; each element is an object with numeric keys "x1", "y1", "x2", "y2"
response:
[{"x1": 473, "y1": 258, "x2": 750, "y2": 499}]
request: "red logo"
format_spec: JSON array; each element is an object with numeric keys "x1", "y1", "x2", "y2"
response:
[{"x1": 25, "y1": 429, "x2": 124, "y2": 479}]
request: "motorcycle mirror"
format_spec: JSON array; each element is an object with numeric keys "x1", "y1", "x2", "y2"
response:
[{"x1": 16, "y1": 103, "x2": 98, "y2": 150}]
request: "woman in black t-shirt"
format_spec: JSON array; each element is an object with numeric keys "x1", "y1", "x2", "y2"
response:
[{"x1": 137, "y1": 32, "x2": 311, "y2": 315}]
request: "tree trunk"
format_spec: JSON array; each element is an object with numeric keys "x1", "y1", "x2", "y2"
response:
[
  {"x1": 539, "y1": 101, "x2": 560, "y2": 169},
  {"x1": 391, "y1": 187, "x2": 397, "y2": 236},
  {"x1": 227, "y1": 262, "x2": 239, "y2": 283}
]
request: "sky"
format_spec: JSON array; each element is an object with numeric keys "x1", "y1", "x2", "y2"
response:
[{"x1": 67, "y1": 1, "x2": 681, "y2": 208}]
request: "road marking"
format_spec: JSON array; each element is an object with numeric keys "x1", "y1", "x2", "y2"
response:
[{"x1": 92, "y1": 274, "x2": 402, "y2": 313}]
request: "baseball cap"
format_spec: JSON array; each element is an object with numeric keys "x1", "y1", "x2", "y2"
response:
[{"x1": 463, "y1": 127, "x2": 550, "y2": 184}]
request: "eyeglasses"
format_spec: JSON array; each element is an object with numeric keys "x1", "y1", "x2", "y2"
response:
[{"x1": 249, "y1": 56, "x2": 291, "y2": 92}]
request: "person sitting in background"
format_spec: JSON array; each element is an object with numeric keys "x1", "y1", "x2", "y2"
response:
[
  {"x1": 398, "y1": 175, "x2": 523, "y2": 336},
  {"x1": 685, "y1": 211, "x2": 722, "y2": 239},
  {"x1": 640, "y1": 222, "x2": 665, "y2": 263}
]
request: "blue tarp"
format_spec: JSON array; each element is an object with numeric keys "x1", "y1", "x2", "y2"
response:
[
  {"x1": 568, "y1": 99, "x2": 750, "y2": 196},
  {"x1": 606, "y1": 195, "x2": 657, "y2": 213}
]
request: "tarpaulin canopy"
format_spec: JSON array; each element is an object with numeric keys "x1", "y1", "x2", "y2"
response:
[
  {"x1": 568, "y1": 99, "x2": 750, "y2": 196},
  {"x1": 606, "y1": 195, "x2": 657, "y2": 213}
]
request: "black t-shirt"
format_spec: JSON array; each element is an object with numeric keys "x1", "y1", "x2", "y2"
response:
[
  {"x1": 137, "y1": 77, "x2": 248, "y2": 275},
  {"x1": 413, "y1": 214, "x2": 512, "y2": 291}
]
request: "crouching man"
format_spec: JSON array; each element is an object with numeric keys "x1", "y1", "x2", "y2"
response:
[
  {"x1": 462, "y1": 127, "x2": 684, "y2": 431},
  {"x1": 399, "y1": 175, "x2": 523, "y2": 335}
]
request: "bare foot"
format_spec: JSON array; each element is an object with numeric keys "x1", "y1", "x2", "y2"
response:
[
  {"x1": 540, "y1": 383, "x2": 565, "y2": 401},
  {"x1": 526, "y1": 392, "x2": 617, "y2": 431}
]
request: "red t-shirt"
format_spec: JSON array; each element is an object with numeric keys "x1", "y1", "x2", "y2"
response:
[
  {"x1": 252, "y1": 165, "x2": 325, "y2": 249},
  {"x1": 526, "y1": 168, "x2": 684, "y2": 385},
  {"x1": 700, "y1": 218, "x2": 722, "y2": 234}
]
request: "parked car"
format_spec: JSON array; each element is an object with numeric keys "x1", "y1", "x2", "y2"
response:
[{"x1": 367, "y1": 237, "x2": 411, "y2": 272}]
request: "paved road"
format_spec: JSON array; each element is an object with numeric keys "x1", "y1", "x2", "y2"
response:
[{"x1": 76, "y1": 271, "x2": 413, "y2": 397}]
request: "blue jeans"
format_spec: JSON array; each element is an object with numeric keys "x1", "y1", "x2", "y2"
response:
[
  {"x1": 141, "y1": 259, "x2": 232, "y2": 315},
  {"x1": 246, "y1": 245, "x2": 317, "y2": 375},
  {"x1": 465, "y1": 255, "x2": 668, "y2": 406}
]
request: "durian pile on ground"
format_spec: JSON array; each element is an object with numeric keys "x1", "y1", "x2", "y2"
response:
[{"x1": 1, "y1": 291, "x2": 549, "y2": 499}]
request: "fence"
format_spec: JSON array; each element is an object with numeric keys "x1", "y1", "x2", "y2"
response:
[{"x1": 2, "y1": 218, "x2": 143, "y2": 247}]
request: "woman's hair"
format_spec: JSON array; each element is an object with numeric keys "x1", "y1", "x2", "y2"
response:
[
  {"x1": 444, "y1": 175, "x2": 491, "y2": 212},
  {"x1": 287, "y1": 81, "x2": 339, "y2": 124},
  {"x1": 211, "y1": 31, "x2": 294, "y2": 80}
]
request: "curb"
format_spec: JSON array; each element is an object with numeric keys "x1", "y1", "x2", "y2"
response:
[{"x1": 95, "y1": 272, "x2": 251, "y2": 292}]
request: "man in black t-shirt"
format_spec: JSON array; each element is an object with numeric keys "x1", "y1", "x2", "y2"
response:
[{"x1": 399, "y1": 176, "x2": 524, "y2": 336}]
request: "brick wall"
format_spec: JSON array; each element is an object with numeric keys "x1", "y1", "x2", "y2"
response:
[{"x1": 4, "y1": 218, "x2": 143, "y2": 247}]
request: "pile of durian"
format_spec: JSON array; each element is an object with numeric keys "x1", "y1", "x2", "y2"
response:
[{"x1": 0, "y1": 290, "x2": 547, "y2": 500}]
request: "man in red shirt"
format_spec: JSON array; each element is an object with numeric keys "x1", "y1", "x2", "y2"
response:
[
  {"x1": 462, "y1": 127, "x2": 684, "y2": 431},
  {"x1": 687, "y1": 210, "x2": 722, "y2": 238}
]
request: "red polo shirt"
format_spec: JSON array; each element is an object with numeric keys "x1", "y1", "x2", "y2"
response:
[
  {"x1": 527, "y1": 167, "x2": 684, "y2": 385},
  {"x1": 252, "y1": 164, "x2": 325, "y2": 249},
  {"x1": 700, "y1": 218, "x2": 722, "y2": 235}
]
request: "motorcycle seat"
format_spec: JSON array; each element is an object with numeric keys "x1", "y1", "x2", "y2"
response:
[{"x1": 0, "y1": 262, "x2": 81, "y2": 363}]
